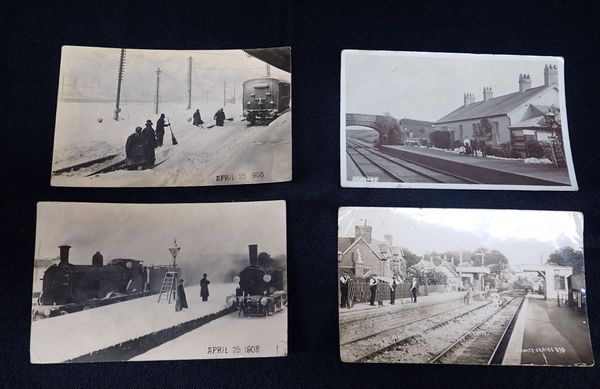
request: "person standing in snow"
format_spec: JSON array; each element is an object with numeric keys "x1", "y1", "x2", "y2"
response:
[
  {"x1": 125, "y1": 126, "x2": 145, "y2": 169},
  {"x1": 193, "y1": 109, "x2": 204, "y2": 128},
  {"x1": 200, "y1": 273, "x2": 210, "y2": 301},
  {"x1": 214, "y1": 108, "x2": 226, "y2": 127},
  {"x1": 175, "y1": 279, "x2": 189, "y2": 311},
  {"x1": 141, "y1": 119, "x2": 157, "y2": 168},
  {"x1": 155, "y1": 114, "x2": 170, "y2": 147}
]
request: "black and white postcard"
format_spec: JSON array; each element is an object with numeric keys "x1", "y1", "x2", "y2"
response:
[
  {"x1": 31, "y1": 201, "x2": 287, "y2": 363},
  {"x1": 51, "y1": 46, "x2": 291, "y2": 187},
  {"x1": 338, "y1": 207, "x2": 592, "y2": 366},
  {"x1": 341, "y1": 51, "x2": 577, "y2": 190}
]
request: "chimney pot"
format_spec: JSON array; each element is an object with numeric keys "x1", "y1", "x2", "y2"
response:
[{"x1": 59, "y1": 245, "x2": 71, "y2": 264}]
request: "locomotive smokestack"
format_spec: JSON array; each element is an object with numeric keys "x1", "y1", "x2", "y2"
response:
[
  {"x1": 59, "y1": 245, "x2": 71, "y2": 265},
  {"x1": 249, "y1": 244, "x2": 258, "y2": 266}
]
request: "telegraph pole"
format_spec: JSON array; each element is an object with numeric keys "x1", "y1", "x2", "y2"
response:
[
  {"x1": 114, "y1": 48, "x2": 126, "y2": 121},
  {"x1": 187, "y1": 57, "x2": 192, "y2": 110},
  {"x1": 154, "y1": 67, "x2": 162, "y2": 115}
]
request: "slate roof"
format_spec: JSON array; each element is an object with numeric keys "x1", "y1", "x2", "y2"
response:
[{"x1": 436, "y1": 85, "x2": 553, "y2": 123}]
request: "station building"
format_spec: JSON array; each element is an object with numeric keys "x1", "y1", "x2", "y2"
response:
[
  {"x1": 519, "y1": 263, "x2": 573, "y2": 301},
  {"x1": 338, "y1": 221, "x2": 405, "y2": 279},
  {"x1": 434, "y1": 65, "x2": 560, "y2": 148}
]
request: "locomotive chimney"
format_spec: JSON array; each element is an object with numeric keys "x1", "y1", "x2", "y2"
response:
[
  {"x1": 248, "y1": 244, "x2": 258, "y2": 266},
  {"x1": 92, "y1": 251, "x2": 104, "y2": 266},
  {"x1": 59, "y1": 245, "x2": 71, "y2": 265}
]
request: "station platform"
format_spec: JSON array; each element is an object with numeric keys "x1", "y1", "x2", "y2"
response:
[
  {"x1": 502, "y1": 294, "x2": 593, "y2": 366},
  {"x1": 30, "y1": 283, "x2": 234, "y2": 363},
  {"x1": 381, "y1": 145, "x2": 571, "y2": 185},
  {"x1": 340, "y1": 291, "x2": 465, "y2": 319}
]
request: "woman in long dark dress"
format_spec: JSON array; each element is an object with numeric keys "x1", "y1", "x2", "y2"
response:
[
  {"x1": 200, "y1": 273, "x2": 210, "y2": 301},
  {"x1": 175, "y1": 279, "x2": 188, "y2": 311}
]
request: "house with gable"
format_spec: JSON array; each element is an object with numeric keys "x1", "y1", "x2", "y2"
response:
[
  {"x1": 338, "y1": 221, "x2": 406, "y2": 279},
  {"x1": 434, "y1": 64, "x2": 560, "y2": 149}
]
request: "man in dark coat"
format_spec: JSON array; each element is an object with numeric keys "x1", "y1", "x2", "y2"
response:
[
  {"x1": 193, "y1": 109, "x2": 204, "y2": 128},
  {"x1": 214, "y1": 108, "x2": 225, "y2": 127},
  {"x1": 369, "y1": 275, "x2": 378, "y2": 306},
  {"x1": 479, "y1": 139, "x2": 487, "y2": 157},
  {"x1": 200, "y1": 273, "x2": 210, "y2": 301},
  {"x1": 339, "y1": 272, "x2": 351, "y2": 308},
  {"x1": 175, "y1": 279, "x2": 188, "y2": 311},
  {"x1": 125, "y1": 126, "x2": 146, "y2": 169},
  {"x1": 141, "y1": 120, "x2": 157, "y2": 168},
  {"x1": 390, "y1": 276, "x2": 399, "y2": 305},
  {"x1": 155, "y1": 114, "x2": 170, "y2": 147}
]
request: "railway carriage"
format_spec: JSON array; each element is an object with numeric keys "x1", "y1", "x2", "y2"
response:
[{"x1": 242, "y1": 78, "x2": 290, "y2": 126}]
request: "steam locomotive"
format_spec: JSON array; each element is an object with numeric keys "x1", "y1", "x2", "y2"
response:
[
  {"x1": 242, "y1": 78, "x2": 291, "y2": 126},
  {"x1": 33, "y1": 245, "x2": 171, "y2": 319},
  {"x1": 227, "y1": 244, "x2": 287, "y2": 317}
]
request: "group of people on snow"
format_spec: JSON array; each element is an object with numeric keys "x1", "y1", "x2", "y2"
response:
[
  {"x1": 192, "y1": 108, "x2": 226, "y2": 128},
  {"x1": 125, "y1": 114, "x2": 170, "y2": 170},
  {"x1": 174, "y1": 273, "x2": 211, "y2": 312},
  {"x1": 339, "y1": 273, "x2": 419, "y2": 309}
]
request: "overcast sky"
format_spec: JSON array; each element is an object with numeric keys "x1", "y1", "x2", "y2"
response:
[
  {"x1": 339, "y1": 207, "x2": 582, "y2": 266},
  {"x1": 59, "y1": 46, "x2": 290, "y2": 102},
  {"x1": 343, "y1": 51, "x2": 563, "y2": 122},
  {"x1": 35, "y1": 201, "x2": 286, "y2": 266}
]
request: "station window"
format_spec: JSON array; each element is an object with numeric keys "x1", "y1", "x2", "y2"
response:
[{"x1": 554, "y1": 275, "x2": 566, "y2": 289}]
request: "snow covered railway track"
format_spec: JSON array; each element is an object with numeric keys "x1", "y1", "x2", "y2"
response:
[
  {"x1": 429, "y1": 294, "x2": 525, "y2": 365},
  {"x1": 52, "y1": 154, "x2": 121, "y2": 175}
]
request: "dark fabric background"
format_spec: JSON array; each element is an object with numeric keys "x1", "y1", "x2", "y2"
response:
[{"x1": 2, "y1": 0, "x2": 599, "y2": 387}]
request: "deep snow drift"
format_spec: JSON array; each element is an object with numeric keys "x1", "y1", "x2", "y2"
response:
[{"x1": 51, "y1": 101, "x2": 292, "y2": 187}]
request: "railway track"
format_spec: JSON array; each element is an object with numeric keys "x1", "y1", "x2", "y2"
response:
[
  {"x1": 346, "y1": 140, "x2": 480, "y2": 184},
  {"x1": 52, "y1": 154, "x2": 168, "y2": 177},
  {"x1": 428, "y1": 293, "x2": 525, "y2": 365},
  {"x1": 341, "y1": 290, "x2": 523, "y2": 364}
]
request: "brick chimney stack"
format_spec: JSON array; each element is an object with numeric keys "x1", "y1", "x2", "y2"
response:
[
  {"x1": 544, "y1": 64, "x2": 558, "y2": 86},
  {"x1": 483, "y1": 87, "x2": 493, "y2": 102},
  {"x1": 463, "y1": 92, "x2": 475, "y2": 106},
  {"x1": 519, "y1": 73, "x2": 532, "y2": 92}
]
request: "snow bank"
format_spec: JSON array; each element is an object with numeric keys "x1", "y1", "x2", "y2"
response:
[
  {"x1": 30, "y1": 283, "x2": 234, "y2": 363},
  {"x1": 51, "y1": 101, "x2": 291, "y2": 187},
  {"x1": 524, "y1": 157, "x2": 553, "y2": 164}
]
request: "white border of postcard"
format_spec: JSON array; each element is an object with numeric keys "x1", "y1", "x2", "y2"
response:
[{"x1": 340, "y1": 50, "x2": 578, "y2": 191}]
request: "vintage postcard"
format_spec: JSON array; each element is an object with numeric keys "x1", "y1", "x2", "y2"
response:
[
  {"x1": 31, "y1": 201, "x2": 287, "y2": 363},
  {"x1": 338, "y1": 207, "x2": 592, "y2": 366},
  {"x1": 341, "y1": 50, "x2": 578, "y2": 190},
  {"x1": 51, "y1": 46, "x2": 291, "y2": 187}
]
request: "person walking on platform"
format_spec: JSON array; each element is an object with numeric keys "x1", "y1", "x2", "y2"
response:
[
  {"x1": 200, "y1": 273, "x2": 210, "y2": 302},
  {"x1": 155, "y1": 113, "x2": 170, "y2": 147},
  {"x1": 410, "y1": 277, "x2": 418, "y2": 303},
  {"x1": 340, "y1": 272, "x2": 351, "y2": 308},
  {"x1": 464, "y1": 286, "x2": 472, "y2": 305},
  {"x1": 214, "y1": 108, "x2": 226, "y2": 127},
  {"x1": 390, "y1": 276, "x2": 399, "y2": 305},
  {"x1": 175, "y1": 279, "x2": 189, "y2": 311},
  {"x1": 369, "y1": 275, "x2": 378, "y2": 306},
  {"x1": 193, "y1": 109, "x2": 204, "y2": 128}
]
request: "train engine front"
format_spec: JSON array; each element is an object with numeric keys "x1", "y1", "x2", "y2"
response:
[
  {"x1": 242, "y1": 78, "x2": 290, "y2": 126},
  {"x1": 227, "y1": 244, "x2": 286, "y2": 317}
]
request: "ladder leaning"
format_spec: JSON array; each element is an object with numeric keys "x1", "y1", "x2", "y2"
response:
[{"x1": 158, "y1": 271, "x2": 178, "y2": 303}]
